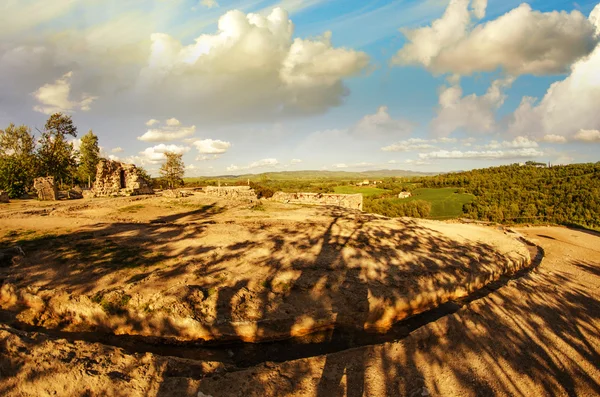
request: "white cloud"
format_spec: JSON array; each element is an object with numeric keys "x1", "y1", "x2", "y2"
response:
[
  {"x1": 108, "y1": 154, "x2": 120, "y2": 161},
  {"x1": 484, "y1": 136, "x2": 539, "y2": 150},
  {"x1": 32, "y1": 71, "x2": 97, "y2": 114},
  {"x1": 165, "y1": 118, "x2": 181, "y2": 127},
  {"x1": 139, "y1": 8, "x2": 369, "y2": 119},
  {"x1": 419, "y1": 148, "x2": 544, "y2": 160},
  {"x1": 508, "y1": 7, "x2": 600, "y2": 142},
  {"x1": 227, "y1": 158, "x2": 279, "y2": 172},
  {"x1": 470, "y1": 0, "x2": 487, "y2": 20},
  {"x1": 290, "y1": 159, "x2": 302, "y2": 164},
  {"x1": 197, "y1": 154, "x2": 220, "y2": 161},
  {"x1": 200, "y1": 0, "x2": 219, "y2": 9},
  {"x1": 382, "y1": 138, "x2": 440, "y2": 152},
  {"x1": 138, "y1": 119, "x2": 196, "y2": 142},
  {"x1": 352, "y1": 105, "x2": 413, "y2": 137},
  {"x1": 332, "y1": 163, "x2": 348, "y2": 168},
  {"x1": 541, "y1": 135, "x2": 568, "y2": 144},
  {"x1": 111, "y1": 147, "x2": 124, "y2": 153},
  {"x1": 139, "y1": 144, "x2": 190, "y2": 163},
  {"x1": 574, "y1": 129, "x2": 600, "y2": 142},
  {"x1": 193, "y1": 139, "x2": 231, "y2": 154},
  {"x1": 392, "y1": 0, "x2": 598, "y2": 76},
  {"x1": 432, "y1": 77, "x2": 514, "y2": 136}
]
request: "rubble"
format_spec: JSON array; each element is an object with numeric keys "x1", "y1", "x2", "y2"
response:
[{"x1": 88, "y1": 160, "x2": 154, "y2": 197}]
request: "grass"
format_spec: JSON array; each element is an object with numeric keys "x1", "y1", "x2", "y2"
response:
[
  {"x1": 334, "y1": 186, "x2": 390, "y2": 197},
  {"x1": 403, "y1": 188, "x2": 474, "y2": 219},
  {"x1": 118, "y1": 204, "x2": 145, "y2": 213}
]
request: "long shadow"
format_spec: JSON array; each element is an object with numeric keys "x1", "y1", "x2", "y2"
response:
[{"x1": 2, "y1": 205, "x2": 599, "y2": 396}]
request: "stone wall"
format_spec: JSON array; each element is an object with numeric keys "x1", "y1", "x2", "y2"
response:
[
  {"x1": 271, "y1": 192, "x2": 363, "y2": 211},
  {"x1": 204, "y1": 186, "x2": 258, "y2": 202},
  {"x1": 33, "y1": 177, "x2": 58, "y2": 201},
  {"x1": 90, "y1": 160, "x2": 154, "y2": 197}
]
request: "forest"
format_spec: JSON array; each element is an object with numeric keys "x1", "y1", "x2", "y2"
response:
[{"x1": 412, "y1": 163, "x2": 600, "y2": 230}]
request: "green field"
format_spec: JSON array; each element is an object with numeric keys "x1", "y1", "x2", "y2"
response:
[
  {"x1": 334, "y1": 186, "x2": 390, "y2": 197},
  {"x1": 403, "y1": 188, "x2": 474, "y2": 219}
]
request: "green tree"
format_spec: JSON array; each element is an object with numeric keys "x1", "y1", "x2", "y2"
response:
[
  {"x1": 36, "y1": 113, "x2": 78, "y2": 185},
  {"x1": 0, "y1": 123, "x2": 37, "y2": 198},
  {"x1": 159, "y1": 151, "x2": 185, "y2": 189},
  {"x1": 78, "y1": 130, "x2": 100, "y2": 187}
]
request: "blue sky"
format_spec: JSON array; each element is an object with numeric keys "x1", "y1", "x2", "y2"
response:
[{"x1": 1, "y1": 0, "x2": 599, "y2": 175}]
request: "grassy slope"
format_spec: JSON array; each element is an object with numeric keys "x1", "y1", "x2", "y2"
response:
[
  {"x1": 404, "y1": 188, "x2": 474, "y2": 219},
  {"x1": 184, "y1": 169, "x2": 437, "y2": 182}
]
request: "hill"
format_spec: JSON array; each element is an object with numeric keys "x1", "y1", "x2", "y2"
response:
[{"x1": 188, "y1": 169, "x2": 437, "y2": 181}]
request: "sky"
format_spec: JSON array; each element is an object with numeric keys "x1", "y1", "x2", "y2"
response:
[{"x1": 1, "y1": 0, "x2": 600, "y2": 176}]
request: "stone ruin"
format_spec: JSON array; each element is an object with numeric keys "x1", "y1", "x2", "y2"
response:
[
  {"x1": 204, "y1": 186, "x2": 258, "y2": 202},
  {"x1": 0, "y1": 191, "x2": 9, "y2": 203},
  {"x1": 34, "y1": 177, "x2": 58, "y2": 201},
  {"x1": 271, "y1": 192, "x2": 363, "y2": 211},
  {"x1": 87, "y1": 159, "x2": 154, "y2": 197}
]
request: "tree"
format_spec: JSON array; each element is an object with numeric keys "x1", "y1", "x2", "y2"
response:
[
  {"x1": 159, "y1": 151, "x2": 184, "y2": 189},
  {"x1": 78, "y1": 130, "x2": 100, "y2": 187},
  {"x1": 36, "y1": 113, "x2": 78, "y2": 185},
  {"x1": 0, "y1": 123, "x2": 37, "y2": 198}
]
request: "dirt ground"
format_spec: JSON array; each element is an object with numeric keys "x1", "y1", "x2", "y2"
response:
[{"x1": 0, "y1": 194, "x2": 598, "y2": 396}]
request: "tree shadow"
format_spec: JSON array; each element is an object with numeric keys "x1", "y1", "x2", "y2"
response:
[{"x1": 1, "y1": 204, "x2": 598, "y2": 396}]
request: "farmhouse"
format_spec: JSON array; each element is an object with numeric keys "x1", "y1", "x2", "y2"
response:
[{"x1": 398, "y1": 191, "x2": 412, "y2": 199}]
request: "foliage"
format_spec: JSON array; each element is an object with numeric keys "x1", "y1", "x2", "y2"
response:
[
  {"x1": 403, "y1": 188, "x2": 474, "y2": 219},
  {"x1": 36, "y1": 113, "x2": 78, "y2": 183},
  {"x1": 414, "y1": 162, "x2": 600, "y2": 230},
  {"x1": 0, "y1": 123, "x2": 37, "y2": 197},
  {"x1": 136, "y1": 166, "x2": 153, "y2": 185},
  {"x1": 250, "y1": 182, "x2": 276, "y2": 199},
  {"x1": 364, "y1": 198, "x2": 432, "y2": 218},
  {"x1": 159, "y1": 151, "x2": 185, "y2": 189},
  {"x1": 78, "y1": 130, "x2": 100, "y2": 187}
]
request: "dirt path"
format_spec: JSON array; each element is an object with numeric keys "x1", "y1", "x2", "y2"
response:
[{"x1": 0, "y1": 209, "x2": 599, "y2": 396}]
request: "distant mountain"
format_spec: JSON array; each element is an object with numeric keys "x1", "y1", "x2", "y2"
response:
[{"x1": 197, "y1": 169, "x2": 439, "y2": 180}]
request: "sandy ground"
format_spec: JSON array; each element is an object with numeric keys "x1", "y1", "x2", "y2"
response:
[
  {"x1": 0, "y1": 194, "x2": 528, "y2": 342},
  {"x1": 0, "y1": 196, "x2": 597, "y2": 396}
]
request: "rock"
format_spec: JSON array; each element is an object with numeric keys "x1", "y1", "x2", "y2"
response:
[
  {"x1": 0, "y1": 191, "x2": 9, "y2": 203},
  {"x1": 90, "y1": 159, "x2": 154, "y2": 197},
  {"x1": 163, "y1": 189, "x2": 193, "y2": 198},
  {"x1": 33, "y1": 177, "x2": 58, "y2": 201}
]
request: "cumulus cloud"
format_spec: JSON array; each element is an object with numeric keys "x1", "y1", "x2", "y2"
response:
[
  {"x1": 139, "y1": 8, "x2": 369, "y2": 119},
  {"x1": 227, "y1": 158, "x2": 279, "y2": 172},
  {"x1": 541, "y1": 135, "x2": 568, "y2": 144},
  {"x1": 574, "y1": 129, "x2": 600, "y2": 142},
  {"x1": 419, "y1": 148, "x2": 544, "y2": 160},
  {"x1": 32, "y1": 72, "x2": 97, "y2": 114},
  {"x1": 332, "y1": 163, "x2": 348, "y2": 169},
  {"x1": 483, "y1": 136, "x2": 539, "y2": 149},
  {"x1": 111, "y1": 147, "x2": 124, "y2": 153},
  {"x1": 392, "y1": 0, "x2": 598, "y2": 76},
  {"x1": 352, "y1": 106, "x2": 413, "y2": 137},
  {"x1": 509, "y1": 7, "x2": 600, "y2": 142},
  {"x1": 139, "y1": 144, "x2": 190, "y2": 163},
  {"x1": 432, "y1": 77, "x2": 514, "y2": 136},
  {"x1": 137, "y1": 119, "x2": 196, "y2": 142},
  {"x1": 193, "y1": 139, "x2": 231, "y2": 154}
]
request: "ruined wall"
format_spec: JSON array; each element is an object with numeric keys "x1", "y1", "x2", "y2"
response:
[
  {"x1": 204, "y1": 186, "x2": 258, "y2": 201},
  {"x1": 271, "y1": 192, "x2": 363, "y2": 211},
  {"x1": 90, "y1": 160, "x2": 154, "y2": 197},
  {"x1": 0, "y1": 191, "x2": 9, "y2": 203},
  {"x1": 33, "y1": 177, "x2": 58, "y2": 201}
]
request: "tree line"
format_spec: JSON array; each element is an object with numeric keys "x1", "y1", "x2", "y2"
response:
[
  {"x1": 413, "y1": 162, "x2": 600, "y2": 230},
  {"x1": 0, "y1": 113, "x2": 101, "y2": 198},
  {"x1": 0, "y1": 113, "x2": 187, "y2": 197}
]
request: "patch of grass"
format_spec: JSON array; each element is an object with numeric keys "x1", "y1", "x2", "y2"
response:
[
  {"x1": 117, "y1": 204, "x2": 145, "y2": 213},
  {"x1": 250, "y1": 202, "x2": 266, "y2": 211},
  {"x1": 207, "y1": 287, "x2": 217, "y2": 297},
  {"x1": 334, "y1": 186, "x2": 390, "y2": 197},
  {"x1": 404, "y1": 188, "x2": 474, "y2": 219}
]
